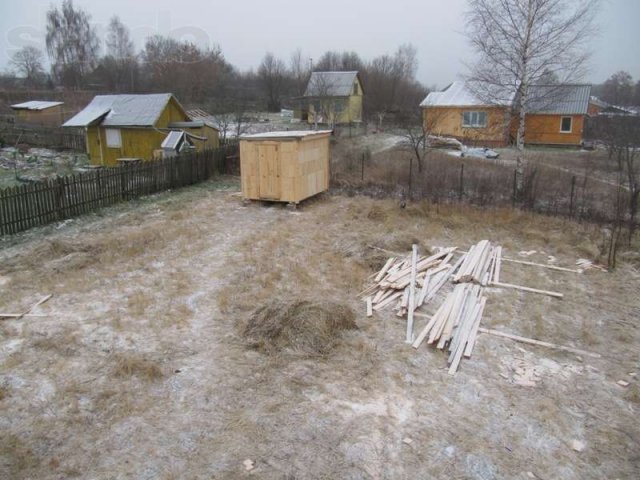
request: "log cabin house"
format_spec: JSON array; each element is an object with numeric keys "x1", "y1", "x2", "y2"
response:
[{"x1": 302, "y1": 71, "x2": 364, "y2": 126}]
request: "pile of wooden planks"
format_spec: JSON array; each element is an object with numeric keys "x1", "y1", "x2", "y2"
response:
[
  {"x1": 411, "y1": 284, "x2": 487, "y2": 375},
  {"x1": 362, "y1": 240, "x2": 569, "y2": 375},
  {"x1": 362, "y1": 246, "x2": 458, "y2": 318}
]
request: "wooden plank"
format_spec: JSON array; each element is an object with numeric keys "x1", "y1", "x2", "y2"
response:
[
  {"x1": 412, "y1": 293, "x2": 454, "y2": 349},
  {"x1": 501, "y1": 257, "x2": 582, "y2": 273},
  {"x1": 373, "y1": 291, "x2": 403, "y2": 311},
  {"x1": 366, "y1": 297, "x2": 373, "y2": 317},
  {"x1": 478, "y1": 327, "x2": 601, "y2": 358},
  {"x1": 374, "y1": 257, "x2": 396, "y2": 282},
  {"x1": 490, "y1": 281, "x2": 563, "y2": 299},
  {"x1": 12, "y1": 294, "x2": 53, "y2": 321},
  {"x1": 463, "y1": 297, "x2": 487, "y2": 358},
  {"x1": 406, "y1": 244, "x2": 418, "y2": 343},
  {"x1": 494, "y1": 246, "x2": 502, "y2": 284}
]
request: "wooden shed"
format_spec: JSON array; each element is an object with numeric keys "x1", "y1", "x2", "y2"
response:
[{"x1": 240, "y1": 130, "x2": 332, "y2": 204}]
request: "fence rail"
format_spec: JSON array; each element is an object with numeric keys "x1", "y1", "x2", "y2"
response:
[{"x1": 0, "y1": 145, "x2": 238, "y2": 236}]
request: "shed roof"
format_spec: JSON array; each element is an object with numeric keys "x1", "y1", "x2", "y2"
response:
[
  {"x1": 11, "y1": 100, "x2": 63, "y2": 111},
  {"x1": 240, "y1": 130, "x2": 332, "y2": 141},
  {"x1": 63, "y1": 93, "x2": 182, "y2": 127},
  {"x1": 525, "y1": 84, "x2": 591, "y2": 114},
  {"x1": 304, "y1": 71, "x2": 360, "y2": 97}
]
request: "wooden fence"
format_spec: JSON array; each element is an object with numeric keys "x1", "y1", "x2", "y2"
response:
[
  {"x1": 0, "y1": 125, "x2": 85, "y2": 151},
  {"x1": 0, "y1": 144, "x2": 238, "y2": 236}
]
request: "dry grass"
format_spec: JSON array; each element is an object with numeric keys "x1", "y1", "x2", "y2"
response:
[
  {"x1": 243, "y1": 299, "x2": 357, "y2": 355},
  {"x1": 1, "y1": 180, "x2": 639, "y2": 479},
  {"x1": 111, "y1": 352, "x2": 164, "y2": 381}
]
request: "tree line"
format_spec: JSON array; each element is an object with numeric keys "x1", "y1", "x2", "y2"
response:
[{"x1": 5, "y1": 0, "x2": 426, "y2": 122}]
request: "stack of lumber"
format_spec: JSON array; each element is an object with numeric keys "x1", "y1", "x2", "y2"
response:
[
  {"x1": 362, "y1": 240, "x2": 571, "y2": 375},
  {"x1": 362, "y1": 247, "x2": 458, "y2": 318},
  {"x1": 411, "y1": 284, "x2": 487, "y2": 375}
]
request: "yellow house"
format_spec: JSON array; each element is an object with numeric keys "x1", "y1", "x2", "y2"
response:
[
  {"x1": 63, "y1": 93, "x2": 219, "y2": 166},
  {"x1": 303, "y1": 71, "x2": 363, "y2": 126},
  {"x1": 11, "y1": 101, "x2": 65, "y2": 127}
]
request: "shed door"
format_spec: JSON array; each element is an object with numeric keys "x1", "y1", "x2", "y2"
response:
[{"x1": 258, "y1": 144, "x2": 280, "y2": 199}]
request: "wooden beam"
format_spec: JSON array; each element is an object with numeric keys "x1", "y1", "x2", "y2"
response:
[
  {"x1": 478, "y1": 327, "x2": 601, "y2": 358},
  {"x1": 490, "y1": 281, "x2": 563, "y2": 299},
  {"x1": 374, "y1": 257, "x2": 396, "y2": 282},
  {"x1": 501, "y1": 257, "x2": 582, "y2": 274},
  {"x1": 406, "y1": 244, "x2": 418, "y2": 343},
  {"x1": 366, "y1": 297, "x2": 373, "y2": 317}
]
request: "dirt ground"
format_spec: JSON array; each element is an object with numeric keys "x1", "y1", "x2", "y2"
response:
[{"x1": 1, "y1": 178, "x2": 639, "y2": 479}]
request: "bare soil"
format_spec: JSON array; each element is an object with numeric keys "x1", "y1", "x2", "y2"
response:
[{"x1": 1, "y1": 179, "x2": 639, "y2": 479}]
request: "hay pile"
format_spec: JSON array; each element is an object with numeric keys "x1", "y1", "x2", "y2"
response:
[{"x1": 243, "y1": 300, "x2": 357, "y2": 355}]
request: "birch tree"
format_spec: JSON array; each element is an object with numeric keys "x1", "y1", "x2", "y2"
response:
[{"x1": 465, "y1": 0, "x2": 598, "y2": 195}]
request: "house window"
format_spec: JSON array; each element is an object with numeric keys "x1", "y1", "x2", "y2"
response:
[
  {"x1": 560, "y1": 116, "x2": 572, "y2": 133},
  {"x1": 105, "y1": 128, "x2": 121, "y2": 148},
  {"x1": 462, "y1": 111, "x2": 487, "y2": 128}
]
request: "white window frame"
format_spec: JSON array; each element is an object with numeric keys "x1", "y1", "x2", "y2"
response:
[
  {"x1": 105, "y1": 128, "x2": 122, "y2": 148},
  {"x1": 560, "y1": 116, "x2": 573, "y2": 133},
  {"x1": 462, "y1": 111, "x2": 488, "y2": 128}
]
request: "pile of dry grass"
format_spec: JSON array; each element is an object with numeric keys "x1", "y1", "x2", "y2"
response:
[
  {"x1": 243, "y1": 300, "x2": 357, "y2": 355},
  {"x1": 111, "y1": 352, "x2": 164, "y2": 381}
]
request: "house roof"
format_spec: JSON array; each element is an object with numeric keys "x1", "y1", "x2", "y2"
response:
[
  {"x1": 421, "y1": 81, "x2": 591, "y2": 114},
  {"x1": 11, "y1": 100, "x2": 63, "y2": 111},
  {"x1": 526, "y1": 84, "x2": 591, "y2": 115},
  {"x1": 304, "y1": 71, "x2": 360, "y2": 97},
  {"x1": 240, "y1": 130, "x2": 332, "y2": 140},
  {"x1": 420, "y1": 81, "x2": 513, "y2": 108},
  {"x1": 63, "y1": 93, "x2": 182, "y2": 127}
]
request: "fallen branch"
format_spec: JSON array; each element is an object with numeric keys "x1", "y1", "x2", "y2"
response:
[{"x1": 1, "y1": 294, "x2": 53, "y2": 321}]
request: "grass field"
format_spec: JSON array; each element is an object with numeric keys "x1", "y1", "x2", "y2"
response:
[{"x1": 0, "y1": 178, "x2": 639, "y2": 479}]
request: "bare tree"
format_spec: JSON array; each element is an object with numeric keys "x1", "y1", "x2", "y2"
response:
[
  {"x1": 46, "y1": 0, "x2": 100, "y2": 88},
  {"x1": 290, "y1": 49, "x2": 311, "y2": 97},
  {"x1": 142, "y1": 35, "x2": 231, "y2": 101},
  {"x1": 9, "y1": 46, "x2": 46, "y2": 87},
  {"x1": 364, "y1": 44, "x2": 424, "y2": 127},
  {"x1": 601, "y1": 71, "x2": 634, "y2": 106},
  {"x1": 99, "y1": 16, "x2": 138, "y2": 91},
  {"x1": 258, "y1": 53, "x2": 287, "y2": 112},
  {"x1": 465, "y1": 0, "x2": 598, "y2": 196}
]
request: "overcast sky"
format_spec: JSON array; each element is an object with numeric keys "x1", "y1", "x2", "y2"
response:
[{"x1": 1, "y1": 0, "x2": 639, "y2": 88}]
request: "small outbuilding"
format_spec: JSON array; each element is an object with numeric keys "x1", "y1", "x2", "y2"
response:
[
  {"x1": 11, "y1": 100, "x2": 64, "y2": 126},
  {"x1": 240, "y1": 130, "x2": 332, "y2": 204}
]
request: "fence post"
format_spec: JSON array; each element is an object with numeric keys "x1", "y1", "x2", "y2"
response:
[
  {"x1": 458, "y1": 163, "x2": 464, "y2": 201},
  {"x1": 361, "y1": 152, "x2": 365, "y2": 182},
  {"x1": 512, "y1": 168, "x2": 518, "y2": 207},
  {"x1": 569, "y1": 175, "x2": 576, "y2": 217},
  {"x1": 54, "y1": 176, "x2": 65, "y2": 220}
]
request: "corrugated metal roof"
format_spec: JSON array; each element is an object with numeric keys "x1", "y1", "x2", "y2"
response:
[
  {"x1": 241, "y1": 130, "x2": 332, "y2": 140},
  {"x1": 161, "y1": 131, "x2": 185, "y2": 150},
  {"x1": 11, "y1": 100, "x2": 63, "y2": 111},
  {"x1": 526, "y1": 84, "x2": 591, "y2": 114},
  {"x1": 421, "y1": 81, "x2": 591, "y2": 115},
  {"x1": 304, "y1": 71, "x2": 360, "y2": 97},
  {"x1": 63, "y1": 93, "x2": 176, "y2": 127},
  {"x1": 420, "y1": 81, "x2": 513, "y2": 107}
]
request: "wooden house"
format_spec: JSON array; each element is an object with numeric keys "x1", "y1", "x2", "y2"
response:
[
  {"x1": 63, "y1": 94, "x2": 219, "y2": 166},
  {"x1": 521, "y1": 84, "x2": 591, "y2": 146},
  {"x1": 240, "y1": 130, "x2": 332, "y2": 204},
  {"x1": 421, "y1": 81, "x2": 592, "y2": 147},
  {"x1": 11, "y1": 101, "x2": 64, "y2": 127},
  {"x1": 421, "y1": 82, "x2": 512, "y2": 147},
  {"x1": 303, "y1": 72, "x2": 363, "y2": 126}
]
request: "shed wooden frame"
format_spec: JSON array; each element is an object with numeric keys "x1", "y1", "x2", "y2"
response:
[{"x1": 240, "y1": 130, "x2": 331, "y2": 204}]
